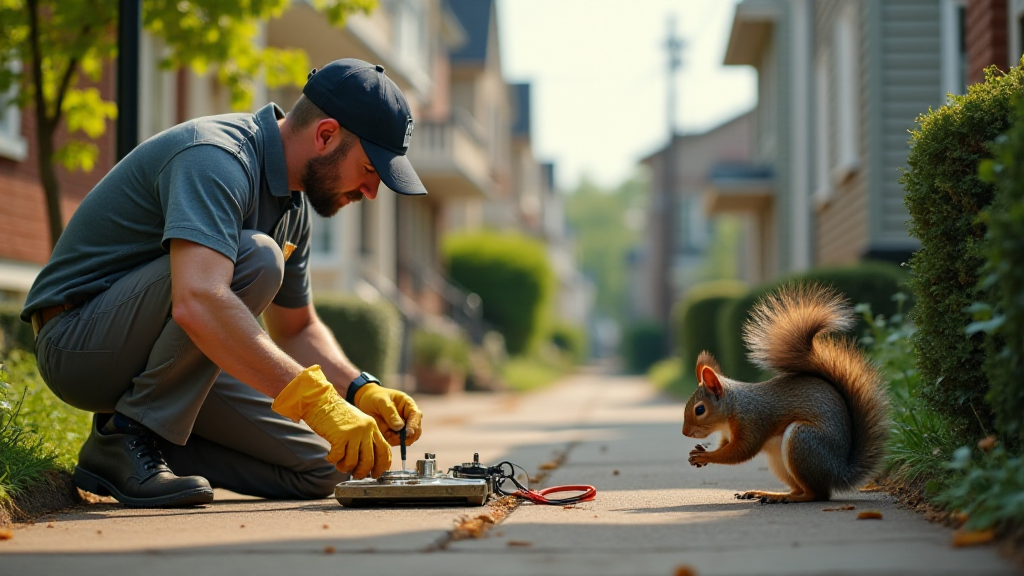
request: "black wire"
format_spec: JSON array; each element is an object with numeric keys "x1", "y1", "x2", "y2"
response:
[{"x1": 491, "y1": 460, "x2": 593, "y2": 505}]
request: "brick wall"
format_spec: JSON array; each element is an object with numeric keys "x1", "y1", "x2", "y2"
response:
[
  {"x1": 966, "y1": 0, "x2": 1009, "y2": 85},
  {"x1": 0, "y1": 67, "x2": 117, "y2": 265}
]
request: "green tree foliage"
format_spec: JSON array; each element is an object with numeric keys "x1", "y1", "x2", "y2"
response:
[
  {"x1": 563, "y1": 172, "x2": 647, "y2": 323},
  {"x1": 975, "y1": 97, "x2": 1024, "y2": 449},
  {"x1": 444, "y1": 230, "x2": 555, "y2": 356},
  {"x1": 901, "y1": 64, "x2": 1024, "y2": 434},
  {"x1": 0, "y1": 0, "x2": 374, "y2": 248}
]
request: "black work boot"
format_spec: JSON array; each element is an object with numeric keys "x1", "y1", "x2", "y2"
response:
[{"x1": 72, "y1": 413, "x2": 214, "y2": 507}]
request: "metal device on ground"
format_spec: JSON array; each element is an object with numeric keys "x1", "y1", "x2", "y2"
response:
[
  {"x1": 334, "y1": 452, "x2": 598, "y2": 508},
  {"x1": 334, "y1": 453, "x2": 491, "y2": 507}
]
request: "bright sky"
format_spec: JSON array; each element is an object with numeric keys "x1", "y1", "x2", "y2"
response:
[{"x1": 496, "y1": 0, "x2": 756, "y2": 190}]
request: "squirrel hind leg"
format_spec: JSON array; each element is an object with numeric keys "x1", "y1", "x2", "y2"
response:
[{"x1": 735, "y1": 489, "x2": 816, "y2": 504}]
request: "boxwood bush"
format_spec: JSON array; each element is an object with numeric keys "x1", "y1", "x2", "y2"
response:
[
  {"x1": 313, "y1": 294, "x2": 402, "y2": 378},
  {"x1": 673, "y1": 280, "x2": 746, "y2": 382},
  {"x1": 716, "y1": 262, "x2": 908, "y2": 382},
  {"x1": 901, "y1": 65, "x2": 1024, "y2": 433},
  {"x1": 976, "y1": 97, "x2": 1024, "y2": 449},
  {"x1": 622, "y1": 320, "x2": 664, "y2": 374},
  {"x1": 443, "y1": 231, "x2": 554, "y2": 356},
  {"x1": 549, "y1": 321, "x2": 588, "y2": 364}
]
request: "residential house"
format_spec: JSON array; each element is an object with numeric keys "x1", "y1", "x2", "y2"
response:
[
  {"x1": 635, "y1": 112, "x2": 753, "y2": 321},
  {"x1": 706, "y1": 0, "x2": 968, "y2": 284}
]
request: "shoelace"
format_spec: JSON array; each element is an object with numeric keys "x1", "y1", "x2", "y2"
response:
[{"x1": 124, "y1": 427, "x2": 168, "y2": 474}]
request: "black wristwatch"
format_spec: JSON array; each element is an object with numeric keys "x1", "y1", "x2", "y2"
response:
[{"x1": 346, "y1": 371, "x2": 380, "y2": 404}]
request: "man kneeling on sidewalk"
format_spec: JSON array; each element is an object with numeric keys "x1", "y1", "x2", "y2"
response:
[{"x1": 20, "y1": 59, "x2": 426, "y2": 507}]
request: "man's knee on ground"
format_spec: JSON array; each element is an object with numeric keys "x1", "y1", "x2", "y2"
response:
[
  {"x1": 290, "y1": 463, "x2": 348, "y2": 500},
  {"x1": 232, "y1": 231, "x2": 285, "y2": 312}
]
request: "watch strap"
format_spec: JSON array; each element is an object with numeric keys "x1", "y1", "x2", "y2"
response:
[{"x1": 346, "y1": 371, "x2": 380, "y2": 405}]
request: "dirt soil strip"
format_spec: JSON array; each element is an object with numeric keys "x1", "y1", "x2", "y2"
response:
[
  {"x1": 430, "y1": 443, "x2": 579, "y2": 550},
  {"x1": 0, "y1": 470, "x2": 82, "y2": 528}
]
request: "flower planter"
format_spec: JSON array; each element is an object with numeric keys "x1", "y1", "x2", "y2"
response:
[{"x1": 413, "y1": 365, "x2": 466, "y2": 395}]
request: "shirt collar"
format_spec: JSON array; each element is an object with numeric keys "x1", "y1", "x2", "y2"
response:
[{"x1": 255, "y1": 103, "x2": 291, "y2": 198}]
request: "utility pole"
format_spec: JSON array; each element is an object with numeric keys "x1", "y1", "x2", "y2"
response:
[{"x1": 657, "y1": 16, "x2": 684, "y2": 337}]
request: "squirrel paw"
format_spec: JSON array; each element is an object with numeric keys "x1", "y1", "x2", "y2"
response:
[
  {"x1": 736, "y1": 490, "x2": 791, "y2": 504},
  {"x1": 688, "y1": 447, "x2": 710, "y2": 468}
]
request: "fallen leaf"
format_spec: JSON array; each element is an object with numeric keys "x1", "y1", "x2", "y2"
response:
[
  {"x1": 857, "y1": 511, "x2": 883, "y2": 520},
  {"x1": 977, "y1": 435, "x2": 998, "y2": 452},
  {"x1": 507, "y1": 540, "x2": 532, "y2": 547},
  {"x1": 858, "y1": 482, "x2": 883, "y2": 492},
  {"x1": 0, "y1": 529, "x2": 13, "y2": 540},
  {"x1": 612, "y1": 469, "x2": 620, "y2": 476},
  {"x1": 322, "y1": 524, "x2": 330, "y2": 529},
  {"x1": 952, "y1": 529, "x2": 996, "y2": 547},
  {"x1": 538, "y1": 461, "x2": 559, "y2": 470},
  {"x1": 323, "y1": 545, "x2": 336, "y2": 554},
  {"x1": 96, "y1": 530, "x2": 103, "y2": 534},
  {"x1": 822, "y1": 505, "x2": 856, "y2": 512},
  {"x1": 46, "y1": 522, "x2": 55, "y2": 528},
  {"x1": 673, "y1": 566, "x2": 698, "y2": 576}
]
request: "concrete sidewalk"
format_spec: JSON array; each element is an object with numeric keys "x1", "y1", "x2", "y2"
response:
[{"x1": 0, "y1": 371, "x2": 1018, "y2": 576}]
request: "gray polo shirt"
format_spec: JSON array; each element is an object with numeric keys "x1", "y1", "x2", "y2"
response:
[{"x1": 22, "y1": 103, "x2": 311, "y2": 322}]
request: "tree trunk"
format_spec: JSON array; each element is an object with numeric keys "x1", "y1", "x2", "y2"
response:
[{"x1": 35, "y1": 123, "x2": 63, "y2": 249}]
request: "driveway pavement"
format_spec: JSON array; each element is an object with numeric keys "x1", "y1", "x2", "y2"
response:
[{"x1": 0, "y1": 370, "x2": 1018, "y2": 576}]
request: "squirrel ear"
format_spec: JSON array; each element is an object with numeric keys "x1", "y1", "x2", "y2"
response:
[{"x1": 700, "y1": 365, "x2": 724, "y2": 400}]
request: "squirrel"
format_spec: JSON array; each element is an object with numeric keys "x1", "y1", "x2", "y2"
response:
[{"x1": 682, "y1": 283, "x2": 889, "y2": 503}]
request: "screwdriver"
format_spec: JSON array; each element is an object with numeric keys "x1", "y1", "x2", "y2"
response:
[{"x1": 399, "y1": 427, "x2": 407, "y2": 472}]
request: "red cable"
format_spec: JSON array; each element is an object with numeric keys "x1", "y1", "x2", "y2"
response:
[{"x1": 514, "y1": 484, "x2": 597, "y2": 505}]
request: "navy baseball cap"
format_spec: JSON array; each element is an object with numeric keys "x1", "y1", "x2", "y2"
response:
[{"x1": 302, "y1": 58, "x2": 427, "y2": 196}]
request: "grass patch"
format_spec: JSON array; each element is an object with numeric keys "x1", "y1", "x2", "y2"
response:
[
  {"x1": 0, "y1": 350, "x2": 91, "y2": 500},
  {"x1": 501, "y1": 352, "x2": 572, "y2": 393},
  {"x1": 647, "y1": 356, "x2": 697, "y2": 399}
]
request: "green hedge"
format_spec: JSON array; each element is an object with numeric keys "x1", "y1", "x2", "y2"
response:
[
  {"x1": 313, "y1": 294, "x2": 402, "y2": 378},
  {"x1": 549, "y1": 321, "x2": 588, "y2": 364},
  {"x1": 443, "y1": 231, "x2": 554, "y2": 356},
  {"x1": 622, "y1": 320, "x2": 664, "y2": 374},
  {"x1": 0, "y1": 303, "x2": 33, "y2": 354},
  {"x1": 717, "y1": 262, "x2": 908, "y2": 382},
  {"x1": 901, "y1": 65, "x2": 1024, "y2": 433},
  {"x1": 977, "y1": 97, "x2": 1024, "y2": 449},
  {"x1": 673, "y1": 280, "x2": 746, "y2": 383}
]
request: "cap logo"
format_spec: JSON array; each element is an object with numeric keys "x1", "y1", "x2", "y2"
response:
[{"x1": 403, "y1": 118, "x2": 414, "y2": 148}]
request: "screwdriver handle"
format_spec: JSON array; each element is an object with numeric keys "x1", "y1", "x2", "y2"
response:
[{"x1": 399, "y1": 427, "x2": 407, "y2": 462}]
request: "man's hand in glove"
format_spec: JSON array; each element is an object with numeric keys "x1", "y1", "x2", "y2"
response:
[
  {"x1": 354, "y1": 384, "x2": 423, "y2": 446},
  {"x1": 272, "y1": 365, "x2": 391, "y2": 479}
]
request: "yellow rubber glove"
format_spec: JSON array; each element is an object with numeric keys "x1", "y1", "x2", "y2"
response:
[
  {"x1": 354, "y1": 384, "x2": 423, "y2": 447},
  {"x1": 272, "y1": 365, "x2": 391, "y2": 479}
]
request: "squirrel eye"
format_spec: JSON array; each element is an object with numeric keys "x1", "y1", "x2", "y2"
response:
[{"x1": 695, "y1": 404, "x2": 706, "y2": 416}]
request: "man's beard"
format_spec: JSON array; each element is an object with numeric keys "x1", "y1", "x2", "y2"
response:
[{"x1": 302, "y1": 144, "x2": 363, "y2": 218}]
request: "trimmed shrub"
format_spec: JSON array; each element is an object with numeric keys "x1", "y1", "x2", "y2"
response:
[
  {"x1": 976, "y1": 97, "x2": 1024, "y2": 449},
  {"x1": 622, "y1": 320, "x2": 664, "y2": 374},
  {"x1": 0, "y1": 303, "x2": 34, "y2": 354},
  {"x1": 717, "y1": 262, "x2": 908, "y2": 382},
  {"x1": 673, "y1": 280, "x2": 747, "y2": 384},
  {"x1": 549, "y1": 321, "x2": 588, "y2": 364},
  {"x1": 313, "y1": 294, "x2": 402, "y2": 378},
  {"x1": 901, "y1": 65, "x2": 1024, "y2": 432},
  {"x1": 443, "y1": 231, "x2": 555, "y2": 356},
  {"x1": 411, "y1": 328, "x2": 471, "y2": 373}
]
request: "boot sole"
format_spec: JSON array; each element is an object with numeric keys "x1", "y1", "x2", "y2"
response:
[{"x1": 73, "y1": 466, "x2": 214, "y2": 508}]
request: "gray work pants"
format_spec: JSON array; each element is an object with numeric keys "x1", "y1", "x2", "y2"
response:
[{"x1": 34, "y1": 231, "x2": 345, "y2": 499}]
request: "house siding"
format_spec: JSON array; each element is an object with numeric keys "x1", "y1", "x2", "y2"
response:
[
  {"x1": 872, "y1": 0, "x2": 941, "y2": 250},
  {"x1": 813, "y1": 0, "x2": 870, "y2": 266}
]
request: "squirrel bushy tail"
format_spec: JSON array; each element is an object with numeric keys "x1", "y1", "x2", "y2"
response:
[{"x1": 742, "y1": 283, "x2": 890, "y2": 491}]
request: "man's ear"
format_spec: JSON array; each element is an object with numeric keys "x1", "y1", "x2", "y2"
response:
[
  {"x1": 700, "y1": 365, "x2": 724, "y2": 400},
  {"x1": 313, "y1": 118, "x2": 341, "y2": 152}
]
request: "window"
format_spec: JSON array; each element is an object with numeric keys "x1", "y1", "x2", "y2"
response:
[
  {"x1": 0, "y1": 59, "x2": 27, "y2": 161},
  {"x1": 814, "y1": 49, "x2": 832, "y2": 203},
  {"x1": 310, "y1": 212, "x2": 333, "y2": 255},
  {"x1": 941, "y1": 0, "x2": 968, "y2": 98},
  {"x1": 833, "y1": 4, "x2": 859, "y2": 182}
]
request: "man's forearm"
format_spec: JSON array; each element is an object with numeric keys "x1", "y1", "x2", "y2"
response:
[{"x1": 174, "y1": 286, "x2": 303, "y2": 398}]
